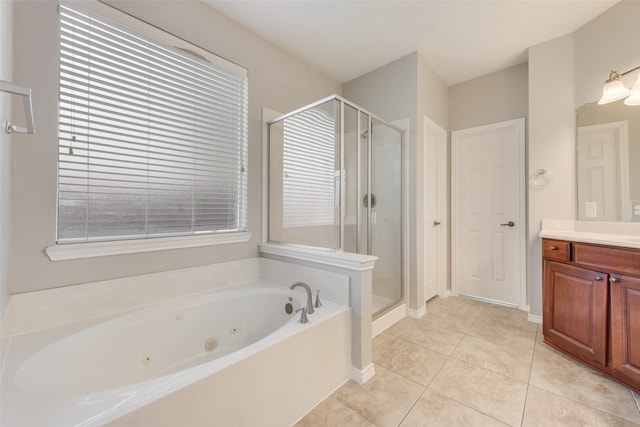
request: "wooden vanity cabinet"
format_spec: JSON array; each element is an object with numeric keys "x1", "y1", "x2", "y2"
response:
[
  {"x1": 543, "y1": 260, "x2": 608, "y2": 367},
  {"x1": 610, "y1": 274, "x2": 640, "y2": 385},
  {"x1": 542, "y1": 238, "x2": 640, "y2": 392}
]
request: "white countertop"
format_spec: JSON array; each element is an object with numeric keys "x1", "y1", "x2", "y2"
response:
[{"x1": 539, "y1": 219, "x2": 640, "y2": 250}]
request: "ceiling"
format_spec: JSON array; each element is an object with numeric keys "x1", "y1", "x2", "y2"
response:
[{"x1": 205, "y1": 0, "x2": 618, "y2": 86}]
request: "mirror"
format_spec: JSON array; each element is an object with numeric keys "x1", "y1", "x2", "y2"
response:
[{"x1": 576, "y1": 99, "x2": 640, "y2": 222}]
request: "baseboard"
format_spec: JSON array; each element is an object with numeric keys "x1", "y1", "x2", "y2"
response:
[
  {"x1": 407, "y1": 306, "x2": 426, "y2": 319},
  {"x1": 528, "y1": 313, "x2": 542, "y2": 324},
  {"x1": 351, "y1": 363, "x2": 375, "y2": 384},
  {"x1": 438, "y1": 289, "x2": 451, "y2": 298}
]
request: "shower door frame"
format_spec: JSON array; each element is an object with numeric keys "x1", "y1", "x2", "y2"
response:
[{"x1": 265, "y1": 95, "x2": 406, "y2": 314}]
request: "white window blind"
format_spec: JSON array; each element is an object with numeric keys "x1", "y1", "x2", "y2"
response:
[
  {"x1": 57, "y1": 3, "x2": 248, "y2": 243},
  {"x1": 282, "y1": 108, "x2": 336, "y2": 227}
]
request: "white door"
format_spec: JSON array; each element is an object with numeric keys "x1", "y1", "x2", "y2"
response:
[
  {"x1": 452, "y1": 118, "x2": 525, "y2": 307},
  {"x1": 423, "y1": 116, "x2": 447, "y2": 302},
  {"x1": 577, "y1": 121, "x2": 629, "y2": 221}
]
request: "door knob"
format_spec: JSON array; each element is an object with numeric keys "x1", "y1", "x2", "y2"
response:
[
  {"x1": 434, "y1": 220, "x2": 441, "y2": 226},
  {"x1": 500, "y1": 221, "x2": 515, "y2": 227}
]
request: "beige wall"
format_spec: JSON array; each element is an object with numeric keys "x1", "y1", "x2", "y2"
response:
[
  {"x1": 449, "y1": 63, "x2": 528, "y2": 132},
  {"x1": 343, "y1": 54, "x2": 418, "y2": 124},
  {"x1": 9, "y1": 1, "x2": 340, "y2": 294},
  {"x1": 0, "y1": 0, "x2": 13, "y2": 312},
  {"x1": 418, "y1": 53, "x2": 449, "y2": 132},
  {"x1": 527, "y1": 34, "x2": 577, "y2": 316}
]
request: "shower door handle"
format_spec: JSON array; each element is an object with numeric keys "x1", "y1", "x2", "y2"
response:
[{"x1": 363, "y1": 193, "x2": 377, "y2": 208}]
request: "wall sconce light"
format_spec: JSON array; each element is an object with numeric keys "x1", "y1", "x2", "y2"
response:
[{"x1": 598, "y1": 66, "x2": 640, "y2": 106}]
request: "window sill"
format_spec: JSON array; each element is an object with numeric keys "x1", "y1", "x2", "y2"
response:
[{"x1": 45, "y1": 232, "x2": 252, "y2": 261}]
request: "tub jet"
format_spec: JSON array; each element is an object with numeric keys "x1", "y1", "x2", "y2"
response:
[{"x1": 204, "y1": 337, "x2": 219, "y2": 352}]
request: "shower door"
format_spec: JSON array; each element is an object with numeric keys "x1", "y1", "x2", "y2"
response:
[
  {"x1": 368, "y1": 119, "x2": 402, "y2": 316},
  {"x1": 343, "y1": 112, "x2": 403, "y2": 317}
]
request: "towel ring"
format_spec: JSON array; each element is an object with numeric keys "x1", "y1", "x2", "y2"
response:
[
  {"x1": 0, "y1": 80, "x2": 35, "y2": 135},
  {"x1": 532, "y1": 168, "x2": 553, "y2": 187}
]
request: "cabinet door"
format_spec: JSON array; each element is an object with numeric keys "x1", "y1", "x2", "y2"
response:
[
  {"x1": 611, "y1": 274, "x2": 640, "y2": 385},
  {"x1": 543, "y1": 260, "x2": 608, "y2": 367}
]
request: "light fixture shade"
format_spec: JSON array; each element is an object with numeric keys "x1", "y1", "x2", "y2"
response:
[
  {"x1": 623, "y1": 74, "x2": 640, "y2": 106},
  {"x1": 598, "y1": 79, "x2": 631, "y2": 104}
]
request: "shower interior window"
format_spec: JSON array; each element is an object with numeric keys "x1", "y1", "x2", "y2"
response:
[
  {"x1": 56, "y1": 1, "x2": 248, "y2": 244},
  {"x1": 281, "y1": 108, "x2": 336, "y2": 228}
]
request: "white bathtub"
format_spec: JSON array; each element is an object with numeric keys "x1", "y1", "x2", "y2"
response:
[{"x1": 1, "y1": 280, "x2": 351, "y2": 426}]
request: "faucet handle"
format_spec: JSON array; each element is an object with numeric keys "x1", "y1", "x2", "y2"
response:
[
  {"x1": 296, "y1": 307, "x2": 308, "y2": 324},
  {"x1": 314, "y1": 290, "x2": 322, "y2": 308}
]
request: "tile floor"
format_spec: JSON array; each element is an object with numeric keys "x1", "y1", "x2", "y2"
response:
[{"x1": 295, "y1": 296, "x2": 640, "y2": 427}]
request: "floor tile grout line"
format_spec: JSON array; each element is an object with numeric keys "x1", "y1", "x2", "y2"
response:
[
  {"x1": 393, "y1": 299, "x2": 475, "y2": 426},
  {"x1": 529, "y1": 327, "x2": 640, "y2": 424},
  {"x1": 329, "y1": 381, "x2": 382, "y2": 427},
  {"x1": 417, "y1": 387, "x2": 512, "y2": 427},
  {"x1": 335, "y1": 362, "x2": 427, "y2": 427},
  {"x1": 518, "y1": 325, "x2": 539, "y2": 426},
  {"x1": 480, "y1": 304, "x2": 529, "y2": 426},
  {"x1": 410, "y1": 300, "x2": 541, "y2": 426},
  {"x1": 431, "y1": 302, "x2": 528, "y2": 426},
  {"x1": 633, "y1": 390, "x2": 640, "y2": 414},
  {"x1": 380, "y1": 303, "x2": 430, "y2": 426},
  {"x1": 395, "y1": 386, "x2": 428, "y2": 427},
  {"x1": 470, "y1": 306, "x2": 525, "y2": 426},
  {"x1": 527, "y1": 326, "x2": 539, "y2": 385},
  {"x1": 528, "y1": 382, "x2": 640, "y2": 425},
  {"x1": 472, "y1": 313, "x2": 541, "y2": 337},
  {"x1": 393, "y1": 300, "x2": 456, "y2": 426},
  {"x1": 382, "y1": 327, "x2": 458, "y2": 358}
]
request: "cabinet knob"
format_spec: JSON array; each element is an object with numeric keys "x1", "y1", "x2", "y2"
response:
[
  {"x1": 609, "y1": 277, "x2": 618, "y2": 283},
  {"x1": 594, "y1": 276, "x2": 603, "y2": 281},
  {"x1": 549, "y1": 246, "x2": 558, "y2": 251}
]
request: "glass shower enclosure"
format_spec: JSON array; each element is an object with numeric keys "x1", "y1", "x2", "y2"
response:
[{"x1": 267, "y1": 95, "x2": 403, "y2": 317}]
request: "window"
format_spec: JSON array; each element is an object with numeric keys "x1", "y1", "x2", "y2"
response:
[{"x1": 57, "y1": 3, "x2": 248, "y2": 245}]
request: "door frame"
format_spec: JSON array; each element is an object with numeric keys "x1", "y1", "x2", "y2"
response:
[
  {"x1": 451, "y1": 118, "x2": 527, "y2": 309},
  {"x1": 423, "y1": 116, "x2": 448, "y2": 299}
]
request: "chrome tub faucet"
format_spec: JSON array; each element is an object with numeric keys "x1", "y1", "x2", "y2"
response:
[{"x1": 290, "y1": 281, "x2": 314, "y2": 315}]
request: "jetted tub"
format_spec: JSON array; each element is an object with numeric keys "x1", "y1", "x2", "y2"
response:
[{"x1": 1, "y1": 280, "x2": 351, "y2": 427}]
